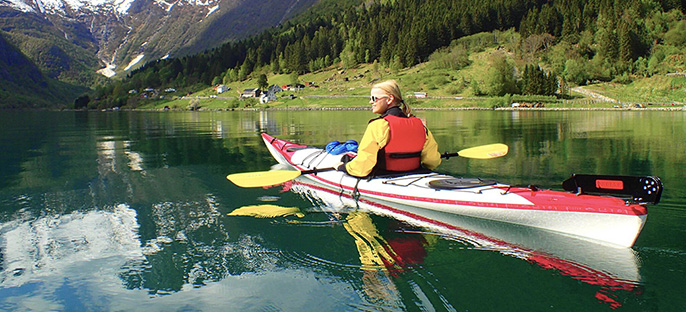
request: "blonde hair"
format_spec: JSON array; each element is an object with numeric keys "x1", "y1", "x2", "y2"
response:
[{"x1": 373, "y1": 80, "x2": 412, "y2": 117}]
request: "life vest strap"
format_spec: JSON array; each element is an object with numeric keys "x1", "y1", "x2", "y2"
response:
[{"x1": 389, "y1": 152, "x2": 422, "y2": 159}]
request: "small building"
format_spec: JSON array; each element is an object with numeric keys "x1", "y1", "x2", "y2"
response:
[
  {"x1": 128, "y1": 89, "x2": 138, "y2": 94},
  {"x1": 413, "y1": 92, "x2": 427, "y2": 98},
  {"x1": 164, "y1": 88, "x2": 177, "y2": 93},
  {"x1": 260, "y1": 85, "x2": 281, "y2": 103},
  {"x1": 215, "y1": 85, "x2": 230, "y2": 94},
  {"x1": 282, "y1": 84, "x2": 304, "y2": 91},
  {"x1": 141, "y1": 88, "x2": 158, "y2": 98},
  {"x1": 267, "y1": 84, "x2": 283, "y2": 94},
  {"x1": 241, "y1": 88, "x2": 261, "y2": 98}
]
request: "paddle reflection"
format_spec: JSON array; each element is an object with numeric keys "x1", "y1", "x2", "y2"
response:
[
  {"x1": 227, "y1": 195, "x2": 430, "y2": 309},
  {"x1": 285, "y1": 178, "x2": 643, "y2": 309}
]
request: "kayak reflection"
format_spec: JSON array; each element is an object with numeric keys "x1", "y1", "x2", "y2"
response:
[{"x1": 278, "y1": 178, "x2": 643, "y2": 309}]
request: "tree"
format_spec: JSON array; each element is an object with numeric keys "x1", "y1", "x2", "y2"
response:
[
  {"x1": 257, "y1": 74, "x2": 268, "y2": 90},
  {"x1": 285, "y1": 42, "x2": 307, "y2": 73},
  {"x1": 390, "y1": 55, "x2": 403, "y2": 74},
  {"x1": 340, "y1": 41, "x2": 357, "y2": 69},
  {"x1": 289, "y1": 71, "x2": 299, "y2": 85},
  {"x1": 74, "y1": 95, "x2": 90, "y2": 109},
  {"x1": 482, "y1": 52, "x2": 518, "y2": 96},
  {"x1": 211, "y1": 76, "x2": 221, "y2": 86},
  {"x1": 563, "y1": 59, "x2": 589, "y2": 85},
  {"x1": 270, "y1": 58, "x2": 280, "y2": 74},
  {"x1": 664, "y1": 20, "x2": 686, "y2": 47},
  {"x1": 596, "y1": 14, "x2": 619, "y2": 62},
  {"x1": 521, "y1": 64, "x2": 557, "y2": 95}
]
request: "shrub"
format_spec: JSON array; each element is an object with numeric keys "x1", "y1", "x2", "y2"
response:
[{"x1": 228, "y1": 99, "x2": 241, "y2": 108}]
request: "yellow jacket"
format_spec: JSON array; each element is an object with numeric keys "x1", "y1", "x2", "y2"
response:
[{"x1": 344, "y1": 118, "x2": 441, "y2": 177}]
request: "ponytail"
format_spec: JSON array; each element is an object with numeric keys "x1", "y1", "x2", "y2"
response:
[{"x1": 400, "y1": 99, "x2": 413, "y2": 117}]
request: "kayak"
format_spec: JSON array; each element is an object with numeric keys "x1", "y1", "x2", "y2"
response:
[{"x1": 259, "y1": 133, "x2": 662, "y2": 248}]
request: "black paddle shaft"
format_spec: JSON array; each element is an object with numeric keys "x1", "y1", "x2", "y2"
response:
[
  {"x1": 441, "y1": 152, "x2": 460, "y2": 159},
  {"x1": 301, "y1": 167, "x2": 337, "y2": 175}
]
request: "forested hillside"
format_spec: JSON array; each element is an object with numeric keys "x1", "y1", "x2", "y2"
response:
[
  {"x1": 94, "y1": 0, "x2": 686, "y2": 108},
  {"x1": 0, "y1": 33, "x2": 87, "y2": 108}
]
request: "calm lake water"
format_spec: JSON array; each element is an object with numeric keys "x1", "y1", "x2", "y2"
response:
[{"x1": 0, "y1": 110, "x2": 684, "y2": 311}]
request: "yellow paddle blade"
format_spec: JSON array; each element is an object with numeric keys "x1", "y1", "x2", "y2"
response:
[
  {"x1": 228, "y1": 204, "x2": 305, "y2": 218},
  {"x1": 458, "y1": 143, "x2": 509, "y2": 159},
  {"x1": 226, "y1": 170, "x2": 302, "y2": 188}
]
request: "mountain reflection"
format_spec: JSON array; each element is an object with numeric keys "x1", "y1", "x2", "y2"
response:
[{"x1": 0, "y1": 204, "x2": 143, "y2": 288}]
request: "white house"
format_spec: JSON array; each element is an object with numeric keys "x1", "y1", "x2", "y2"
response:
[
  {"x1": 215, "y1": 85, "x2": 230, "y2": 94},
  {"x1": 241, "y1": 88, "x2": 260, "y2": 98}
]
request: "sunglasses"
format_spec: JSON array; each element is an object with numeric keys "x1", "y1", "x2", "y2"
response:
[{"x1": 370, "y1": 95, "x2": 389, "y2": 102}]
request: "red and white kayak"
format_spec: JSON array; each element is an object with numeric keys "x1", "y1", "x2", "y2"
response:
[{"x1": 261, "y1": 133, "x2": 662, "y2": 248}]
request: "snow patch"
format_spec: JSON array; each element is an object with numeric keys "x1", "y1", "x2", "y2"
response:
[
  {"x1": 191, "y1": 0, "x2": 212, "y2": 5},
  {"x1": 2, "y1": 0, "x2": 135, "y2": 15},
  {"x1": 124, "y1": 54, "x2": 144, "y2": 71},
  {"x1": 34, "y1": 0, "x2": 49, "y2": 14},
  {"x1": 3, "y1": 0, "x2": 216, "y2": 14},
  {"x1": 154, "y1": 0, "x2": 174, "y2": 12},
  {"x1": 97, "y1": 63, "x2": 117, "y2": 78},
  {"x1": 205, "y1": 5, "x2": 218, "y2": 18},
  {"x1": 63, "y1": 0, "x2": 112, "y2": 8},
  {"x1": 114, "y1": 0, "x2": 134, "y2": 14},
  {"x1": 4, "y1": 0, "x2": 35, "y2": 12}
]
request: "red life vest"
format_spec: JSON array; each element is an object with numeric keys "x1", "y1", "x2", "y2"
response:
[{"x1": 381, "y1": 115, "x2": 426, "y2": 171}]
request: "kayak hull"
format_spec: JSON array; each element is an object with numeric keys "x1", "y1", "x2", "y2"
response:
[{"x1": 261, "y1": 133, "x2": 648, "y2": 247}]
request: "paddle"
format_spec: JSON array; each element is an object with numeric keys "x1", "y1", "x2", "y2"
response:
[
  {"x1": 227, "y1": 143, "x2": 508, "y2": 188},
  {"x1": 227, "y1": 167, "x2": 334, "y2": 188},
  {"x1": 228, "y1": 204, "x2": 305, "y2": 218},
  {"x1": 441, "y1": 143, "x2": 508, "y2": 159}
]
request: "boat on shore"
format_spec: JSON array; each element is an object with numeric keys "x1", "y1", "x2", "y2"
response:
[{"x1": 253, "y1": 133, "x2": 662, "y2": 248}]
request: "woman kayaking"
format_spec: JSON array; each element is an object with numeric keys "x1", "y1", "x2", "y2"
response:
[{"x1": 337, "y1": 80, "x2": 442, "y2": 177}]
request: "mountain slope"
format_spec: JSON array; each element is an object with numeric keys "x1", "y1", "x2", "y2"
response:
[
  {"x1": 0, "y1": 32, "x2": 86, "y2": 108},
  {"x1": 0, "y1": 7, "x2": 103, "y2": 86},
  {"x1": 0, "y1": 0, "x2": 320, "y2": 86}
]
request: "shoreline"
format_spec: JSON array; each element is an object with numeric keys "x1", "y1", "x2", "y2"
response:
[
  {"x1": 6, "y1": 105, "x2": 685, "y2": 112},
  {"x1": 143, "y1": 106, "x2": 686, "y2": 112}
]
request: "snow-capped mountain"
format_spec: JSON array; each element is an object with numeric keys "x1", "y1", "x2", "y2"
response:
[
  {"x1": 4, "y1": 0, "x2": 139, "y2": 15},
  {"x1": 0, "y1": 0, "x2": 317, "y2": 82}
]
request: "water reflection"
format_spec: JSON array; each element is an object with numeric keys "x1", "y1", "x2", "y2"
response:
[
  {"x1": 1, "y1": 111, "x2": 683, "y2": 311},
  {"x1": 1, "y1": 204, "x2": 142, "y2": 287},
  {"x1": 0, "y1": 204, "x2": 143, "y2": 311},
  {"x1": 284, "y1": 178, "x2": 643, "y2": 309}
]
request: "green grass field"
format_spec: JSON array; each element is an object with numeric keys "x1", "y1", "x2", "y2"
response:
[{"x1": 138, "y1": 48, "x2": 686, "y2": 111}]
